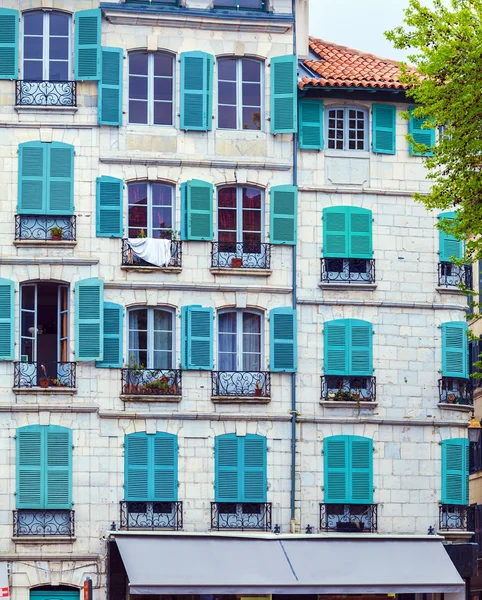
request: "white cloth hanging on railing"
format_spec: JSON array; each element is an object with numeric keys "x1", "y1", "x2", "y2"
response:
[{"x1": 127, "y1": 238, "x2": 172, "y2": 267}]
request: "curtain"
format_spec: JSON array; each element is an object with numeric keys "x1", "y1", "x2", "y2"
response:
[{"x1": 218, "y1": 312, "x2": 237, "y2": 371}]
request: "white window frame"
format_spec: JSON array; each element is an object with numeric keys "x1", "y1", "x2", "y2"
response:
[
  {"x1": 127, "y1": 181, "x2": 175, "y2": 238},
  {"x1": 325, "y1": 106, "x2": 369, "y2": 151},
  {"x1": 216, "y1": 185, "x2": 264, "y2": 244},
  {"x1": 217, "y1": 309, "x2": 264, "y2": 372},
  {"x1": 127, "y1": 306, "x2": 175, "y2": 370}
]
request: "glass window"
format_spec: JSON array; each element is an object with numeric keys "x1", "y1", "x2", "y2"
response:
[
  {"x1": 213, "y1": 0, "x2": 265, "y2": 9},
  {"x1": 128, "y1": 307, "x2": 174, "y2": 370},
  {"x1": 218, "y1": 310, "x2": 262, "y2": 372},
  {"x1": 218, "y1": 186, "x2": 263, "y2": 252},
  {"x1": 327, "y1": 107, "x2": 368, "y2": 151},
  {"x1": 127, "y1": 181, "x2": 174, "y2": 239},
  {"x1": 218, "y1": 58, "x2": 263, "y2": 130}
]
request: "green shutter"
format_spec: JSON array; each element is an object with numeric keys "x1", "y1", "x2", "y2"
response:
[
  {"x1": 324, "y1": 436, "x2": 348, "y2": 503},
  {"x1": 18, "y1": 142, "x2": 46, "y2": 214},
  {"x1": 270, "y1": 307, "x2": 297, "y2": 373},
  {"x1": 125, "y1": 433, "x2": 149, "y2": 501},
  {"x1": 96, "y1": 176, "x2": 123, "y2": 238},
  {"x1": 269, "y1": 185, "x2": 298, "y2": 245},
  {"x1": 45, "y1": 426, "x2": 72, "y2": 509},
  {"x1": 153, "y1": 433, "x2": 178, "y2": 502},
  {"x1": 324, "y1": 319, "x2": 348, "y2": 375},
  {"x1": 30, "y1": 592, "x2": 79, "y2": 600},
  {"x1": 215, "y1": 434, "x2": 240, "y2": 502},
  {"x1": 409, "y1": 106, "x2": 435, "y2": 156},
  {"x1": 0, "y1": 278, "x2": 14, "y2": 361},
  {"x1": 99, "y1": 47, "x2": 123, "y2": 126},
  {"x1": 349, "y1": 320, "x2": 373, "y2": 376},
  {"x1": 180, "y1": 51, "x2": 213, "y2": 131},
  {"x1": 181, "y1": 305, "x2": 213, "y2": 370},
  {"x1": 0, "y1": 9, "x2": 18, "y2": 80},
  {"x1": 350, "y1": 436, "x2": 373, "y2": 504},
  {"x1": 372, "y1": 104, "x2": 396, "y2": 154},
  {"x1": 270, "y1": 55, "x2": 297, "y2": 134},
  {"x1": 299, "y1": 99, "x2": 323, "y2": 150},
  {"x1": 74, "y1": 9, "x2": 101, "y2": 81},
  {"x1": 349, "y1": 207, "x2": 372, "y2": 258},
  {"x1": 47, "y1": 143, "x2": 74, "y2": 215},
  {"x1": 181, "y1": 180, "x2": 213, "y2": 241},
  {"x1": 442, "y1": 438, "x2": 469, "y2": 505},
  {"x1": 441, "y1": 321, "x2": 468, "y2": 378},
  {"x1": 96, "y1": 302, "x2": 124, "y2": 368},
  {"x1": 75, "y1": 278, "x2": 104, "y2": 362},
  {"x1": 323, "y1": 207, "x2": 348, "y2": 257},
  {"x1": 16, "y1": 426, "x2": 43, "y2": 509},
  {"x1": 243, "y1": 435, "x2": 267, "y2": 502},
  {"x1": 439, "y1": 212, "x2": 463, "y2": 262}
]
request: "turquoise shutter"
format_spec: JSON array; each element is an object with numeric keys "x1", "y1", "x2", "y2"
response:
[
  {"x1": 270, "y1": 307, "x2": 297, "y2": 372},
  {"x1": 75, "y1": 278, "x2": 104, "y2": 362},
  {"x1": 180, "y1": 51, "x2": 213, "y2": 131},
  {"x1": 31, "y1": 593, "x2": 79, "y2": 600},
  {"x1": 16, "y1": 426, "x2": 43, "y2": 509},
  {"x1": 45, "y1": 426, "x2": 72, "y2": 509},
  {"x1": 243, "y1": 435, "x2": 267, "y2": 503},
  {"x1": 47, "y1": 143, "x2": 74, "y2": 215},
  {"x1": 439, "y1": 212, "x2": 463, "y2": 262},
  {"x1": 350, "y1": 436, "x2": 373, "y2": 504},
  {"x1": 96, "y1": 176, "x2": 123, "y2": 238},
  {"x1": 269, "y1": 185, "x2": 298, "y2": 245},
  {"x1": 299, "y1": 99, "x2": 323, "y2": 150},
  {"x1": 0, "y1": 278, "x2": 14, "y2": 360},
  {"x1": 324, "y1": 436, "x2": 348, "y2": 503},
  {"x1": 323, "y1": 207, "x2": 348, "y2": 257},
  {"x1": 372, "y1": 104, "x2": 396, "y2": 154},
  {"x1": 125, "y1": 433, "x2": 149, "y2": 501},
  {"x1": 153, "y1": 433, "x2": 178, "y2": 502},
  {"x1": 409, "y1": 106, "x2": 435, "y2": 156},
  {"x1": 181, "y1": 180, "x2": 213, "y2": 241},
  {"x1": 270, "y1": 55, "x2": 297, "y2": 134},
  {"x1": 74, "y1": 9, "x2": 101, "y2": 81},
  {"x1": 348, "y1": 207, "x2": 372, "y2": 258},
  {"x1": 324, "y1": 319, "x2": 348, "y2": 375},
  {"x1": 441, "y1": 322, "x2": 468, "y2": 378},
  {"x1": 181, "y1": 305, "x2": 213, "y2": 370},
  {"x1": 0, "y1": 9, "x2": 18, "y2": 80},
  {"x1": 99, "y1": 47, "x2": 123, "y2": 126},
  {"x1": 349, "y1": 320, "x2": 373, "y2": 376},
  {"x1": 215, "y1": 434, "x2": 240, "y2": 502},
  {"x1": 442, "y1": 438, "x2": 469, "y2": 505},
  {"x1": 96, "y1": 302, "x2": 123, "y2": 368},
  {"x1": 18, "y1": 142, "x2": 46, "y2": 214}
]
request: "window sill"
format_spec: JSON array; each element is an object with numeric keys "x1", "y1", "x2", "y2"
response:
[
  {"x1": 121, "y1": 265, "x2": 182, "y2": 274},
  {"x1": 318, "y1": 282, "x2": 377, "y2": 291},
  {"x1": 211, "y1": 395, "x2": 271, "y2": 404},
  {"x1": 14, "y1": 240, "x2": 77, "y2": 248},
  {"x1": 320, "y1": 400, "x2": 378, "y2": 409},
  {"x1": 120, "y1": 394, "x2": 182, "y2": 403},
  {"x1": 437, "y1": 530, "x2": 474, "y2": 542},
  {"x1": 438, "y1": 402, "x2": 472, "y2": 412},
  {"x1": 15, "y1": 105, "x2": 78, "y2": 115},
  {"x1": 324, "y1": 149, "x2": 370, "y2": 159},
  {"x1": 12, "y1": 536, "x2": 76, "y2": 543},
  {"x1": 210, "y1": 268, "x2": 272, "y2": 277},
  {"x1": 436, "y1": 286, "x2": 467, "y2": 296},
  {"x1": 13, "y1": 387, "x2": 77, "y2": 396}
]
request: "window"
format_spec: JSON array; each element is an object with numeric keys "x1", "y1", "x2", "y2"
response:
[
  {"x1": 439, "y1": 322, "x2": 471, "y2": 405},
  {"x1": 217, "y1": 58, "x2": 263, "y2": 130},
  {"x1": 438, "y1": 212, "x2": 470, "y2": 288},
  {"x1": 327, "y1": 107, "x2": 368, "y2": 151},
  {"x1": 441, "y1": 438, "x2": 469, "y2": 505},
  {"x1": 129, "y1": 51, "x2": 174, "y2": 126},
  {"x1": 218, "y1": 310, "x2": 262, "y2": 371},
  {"x1": 128, "y1": 182, "x2": 175, "y2": 239},
  {"x1": 213, "y1": 0, "x2": 266, "y2": 9},
  {"x1": 128, "y1": 307, "x2": 174, "y2": 369}
]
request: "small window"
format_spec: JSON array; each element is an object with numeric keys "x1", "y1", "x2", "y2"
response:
[
  {"x1": 213, "y1": 0, "x2": 266, "y2": 9},
  {"x1": 218, "y1": 57, "x2": 263, "y2": 130},
  {"x1": 127, "y1": 181, "x2": 175, "y2": 239},
  {"x1": 128, "y1": 307, "x2": 174, "y2": 370},
  {"x1": 327, "y1": 107, "x2": 368, "y2": 151}
]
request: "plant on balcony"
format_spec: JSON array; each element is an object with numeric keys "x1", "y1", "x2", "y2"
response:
[
  {"x1": 123, "y1": 358, "x2": 146, "y2": 394},
  {"x1": 254, "y1": 380, "x2": 263, "y2": 397},
  {"x1": 446, "y1": 392, "x2": 461, "y2": 404},
  {"x1": 231, "y1": 257, "x2": 243, "y2": 268},
  {"x1": 137, "y1": 228, "x2": 147, "y2": 238},
  {"x1": 49, "y1": 225, "x2": 64, "y2": 240},
  {"x1": 144, "y1": 372, "x2": 178, "y2": 395}
]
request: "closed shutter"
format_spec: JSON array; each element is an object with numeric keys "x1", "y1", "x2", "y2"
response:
[
  {"x1": 243, "y1": 435, "x2": 267, "y2": 502},
  {"x1": 180, "y1": 51, "x2": 213, "y2": 131},
  {"x1": 269, "y1": 185, "x2": 298, "y2": 245},
  {"x1": 125, "y1": 433, "x2": 149, "y2": 501},
  {"x1": 323, "y1": 207, "x2": 348, "y2": 257},
  {"x1": 442, "y1": 438, "x2": 469, "y2": 505},
  {"x1": 441, "y1": 321, "x2": 468, "y2": 378},
  {"x1": 96, "y1": 176, "x2": 123, "y2": 238},
  {"x1": 215, "y1": 434, "x2": 240, "y2": 502},
  {"x1": 409, "y1": 106, "x2": 435, "y2": 156},
  {"x1": 153, "y1": 433, "x2": 178, "y2": 502},
  {"x1": 439, "y1": 212, "x2": 463, "y2": 262},
  {"x1": 0, "y1": 9, "x2": 18, "y2": 80},
  {"x1": 270, "y1": 55, "x2": 297, "y2": 134},
  {"x1": 350, "y1": 436, "x2": 373, "y2": 504},
  {"x1": 48, "y1": 143, "x2": 74, "y2": 215},
  {"x1": 0, "y1": 278, "x2": 14, "y2": 360},
  {"x1": 74, "y1": 9, "x2": 101, "y2": 81},
  {"x1": 181, "y1": 305, "x2": 213, "y2": 370},
  {"x1": 372, "y1": 104, "x2": 396, "y2": 154},
  {"x1": 269, "y1": 307, "x2": 297, "y2": 373},
  {"x1": 96, "y1": 302, "x2": 123, "y2": 368},
  {"x1": 324, "y1": 319, "x2": 348, "y2": 375},
  {"x1": 18, "y1": 142, "x2": 46, "y2": 214},
  {"x1": 181, "y1": 180, "x2": 213, "y2": 241},
  {"x1": 98, "y1": 47, "x2": 123, "y2": 126},
  {"x1": 16, "y1": 426, "x2": 42, "y2": 509},
  {"x1": 349, "y1": 207, "x2": 372, "y2": 258},
  {"x1": 75, "y1": 278, "x2": 104, "y2": 362},
  {"x1": 45, "y1": 426, "x2": 72, "y2": 509},
  {"x1": 299, "y1": 99, "x2": 323, "y2": 150},
  {"x1": 324, "y1": 436, "x2": 348, "y2": 503},
  {"x1": 350, "y1": 320, "x2": 373, "y2": 376}
]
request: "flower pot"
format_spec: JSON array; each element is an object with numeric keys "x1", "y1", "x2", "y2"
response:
[
  {"x1": 254, "y1": 388, "x2": 263, "y2": 397},
  {"x1": 51, "y1": 234, "x2": 63, "y2": 241},
  {"x1": 447, "y1": 393, "x2": 457, "y2": 404},
  {"x1": 39, "y1": 378, "x2": 50, "y2": 388},
  {"x1": 231, "y1": 257, "x2": 243, "y2": 268}
]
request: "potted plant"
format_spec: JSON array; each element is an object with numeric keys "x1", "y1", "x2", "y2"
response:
[
  {"x1": 123, "y1": 358, "x2": 145, "y2": 394},
  {"x1": 39, "y1": 364, "x2": 50, "y2": 388},
  {"x1": 137, "y1": 229, "x2": 147, "y2": 239},
  {"x1": 49, "y1": 225, "x2": 64, "y2": 241},
  {"x1": 254, "y1": 380, "x2": 263, "y2": 397},
  {"x1": 447, "y1": 393, "x2": 457, "y2": 404},
  {"x1": 231, "y1": 257, "x2": 243, "y2": 268}
]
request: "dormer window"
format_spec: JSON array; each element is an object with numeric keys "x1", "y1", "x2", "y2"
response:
[{"x1": 327, "y1": 107, "x2": 368, "y2": 151}]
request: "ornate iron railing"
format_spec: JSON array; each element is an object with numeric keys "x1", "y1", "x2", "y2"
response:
[
  {"x1": 438, "y1": 262, "x2": 473, "y2": 289},
  {"x1": 321, "y1": 258, "x2": 376, "y2": 284},
  {"x1": 14, "y1": 361, "x2": 76, "y2": 389},
  {"x1": 438, "y1": 377, "x2": 473, "y2": 406},
  {"x1": 121, "y1": 368, "x2": 182, "y2": 396},
  {"x1": 122, "y1": 238, "x2": 182, "y2": 268},
  {"x1": 320, "y1": 504, "x2": 378, "y2": 532},
  {"x1": 439, "y1": 504, "x2": 475, "y2": 531},
  {"x1": 211, "y1": 242, "x2": 271, "y2": 269},
  {"x1": 211, "y1": 502, "x2": 272, "y2": 531},
  {"x1": 119, "y1": 501, "x2": 183, "y2": 531},
  {"x1": 13, "y1": 509, "x2": 75, "y2": 537},
  {"x1": 15, "y1": 215, "x2": 76, "y2": 241},
  {"x1": 321, "y1": 375, "x2": 376, "y2": 402},
  {"x1": 16, "y1": 80, "x2": 77, "y2": 107},
  {"x1": 211, "y1": 371, "x2": 271, "y2": 398}
]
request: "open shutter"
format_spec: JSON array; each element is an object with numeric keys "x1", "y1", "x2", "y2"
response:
[
  {"x1": 270, "y1": 307, "x2": 297, "y2": 372},
  {"x1": 348, "y1": 207, "x2": 372, "y2": 258},
  {"x1": 324, "y1": 436, "x2": 348, "y2": 503},
  {"x1": 409, "y1": 106, "x2": 435, "y2": 156},
  {"x1": 96, "y1": 302, "x2": 123, "y2": 368},
  {"x1": 18, "y1": 142, "x2": 46, "y2": 214},
  {"x1": 243, "y1": 435, "x2": 267, "y2": 503},
  {"x1": 16, "y1": 426, "x2": 43, "y2": 509},
  {"x1": 324, "y1": 319, "x2": 348, "y2": 375},
  {"x1": 0, "y1": 278, "x2": 14, "y2": 361},
  {"x1": 323, "y1": 207, "x2": 348, "y2": 257},
  {"x1": 372, "y1": 104, "x2": 396, "y2": 154},
  {"x1": 99, "y1": 47, "x2": 123, "y2": 126},
  {"x1": 181, "y1": 180, "x2": 213, "y2": 241},
  {"x1": 441, "y1": 322, "x2": 468, "y2": 378},
  {"x1": 47, "y1": 143, "x2": 74, "y2": 215},
  {"x1": 74, "y1": 9, "x2": 101, "y2": 81},
  {"x1": 299, "y1": 99, "x2": 323, "y2": 150},
  {"x1": 96, "y1": 176, "x2": 123, "y2": 238},
  {"x1": 215, "y1": 434, "x2": 240, "y2": 502},
  {"x1": 269, "y1": 185, "x2": 298, "y2": 245},
  {"x1": 439, "y1": 212, "x2": 463, "y2": 262},
  {"x1": 45, "y1": 426, "x2": 72, "y2": 509},
  {"x1": 270, "y1": 55, "x2": 297, "y2": 134},
  {"x1": 0, "y1": 8, "x2": 18, "y2": 80},
  {"x1": 349, "y1": 320, "x2": 373, "y2": 376},
  {"x1": 153, "y1": 433, "x2": 178, "y2": 502},
  {"x1": 442, "y1": 438, "x2": 469, "y2": 505},
  {"x1": 75, "y1": 278, "x2": 104, "y2": 362},
  {"x1": 180, "y1": 51, "x2": 213, "y2": 131},
  {"x1": 125, "y1": 433, "x2": 149, "y2": 501},
  {"x1": 181, "y1": 305, "x2": 213, "y2": 370},
  {"x1": 350, "y1": 436, "x2": 373, "y2": 504}
]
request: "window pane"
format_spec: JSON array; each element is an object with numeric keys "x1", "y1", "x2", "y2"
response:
[
  {"x1": 218, "y1": 187, "x2": 237, "y2": 208},
  {"x1": 129, "y1": 101, "x2": 148, "y2": 124},
  {"x1": 218, "y1": 58, "x2": 236, "y2": 81},
  {"x1": 22, "y1": 286, "x2": 35, "y2": 310},
  {"x1": 24, "y1": 12, "x2": 43, "y2": 35},
  {"x1": 242, "y1": 83, "x2": 260, "y2": 106},
  {"x1": 243, "y1": 312, "x2": 261, "y2": 334},
  {"x1": 219, "y1": 208, "x2": 236, "y2": 231},
  {"x1": 242, "y1": 107, "x2": 261, "y2": 130},
  {"x1": 219, "y1": 231, "x2": 237, "y2": 251},
  {"x1": 154, "y1": 77, "x2": 173, "y2": 102},
  {"x1": 243, "y1": 210, "x2": 261, "y2": 232},
  {"x1": 24, "y1": 37, "x2": 43, "y2": 60},
  {"x1": 154, "y1": 102, "x2": 173, "y2": 126},
  {"x1": 218, "y1": 81, "x2": 236, "y2": 105},
  {"x1": 129, "y1": 183, "x2": 148, "y2": 205},
  {"x1": 154, "y1": 53, "x2": 173, "y2": 77},
  {"x1": 242, "y1": 59, "x2": 261, "y2": 83},
  {"x1": 153, "y1": 350, "x2": 172, "y2": 370},
  {"x1": 50, "y1": 12, "x2": 70, "y2": 36},
  {"x1": 218, "y1": 105, "x2": 237, "y2": 129},
  {"x1": 219, "y1": 312, "x2": 237, "y2": 333},
  {"x1": 152, "y1": 184, "x2": 173, "y2": 206},
  {"x1": 24, "y1": 61, "x2": 43, "y2": 80},
  {"x1": 129, "y1": 76, "x2": 148, "y2": 100},
  {"x1": 129, "y1": 52, "x2": 148, "y2": 75},
  {"x1": 154, "y1": 331, "x2": 173, "y2": 353},
  {"x1": 130, "y1": 308, "x2": 148, "y2": 331},
  {"x1": 243, "y1": 188, "x2": 261, "y2": 209},
  {"x1": 152, "y1": 207, "x2": 173, "y2": 231},
  {"x1": 49, "y1": 61, "x2": 69, "y2": 81},
  {"x1": 154, "y1": 309, "x2": 172, "y2": 332},
  {"x1": 128, "y1": 205, "x2": 148, "y2": 236},
  {"x1": 49, "y1": 38, "x2": 69, "y2": 60}
]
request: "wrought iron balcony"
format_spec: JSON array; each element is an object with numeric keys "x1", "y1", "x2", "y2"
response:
[
  {"x1": 438, "y1": 262, "x2": 472, "y2": 289},
  {"x1": 321, "y1": 258, "x2": 376, "y2": 284},
  {"x1": 16, "y1": 80, "x2": 77, "y2": 107},
  {"x1": 321, "y1": 375, "x2": 376, "y2": 402},
  {"x1": 121, "y1": 368, "x2": 182, "y2": 396},
  {"x1": 119, "y1": 501, "x2": 183, "y2": 531},
  {"x1": 438, "y1": 377, "x2": 473, "y2": 405},
  {"x1": 15, "y1": 215, "x2": 76, "y2": 242},
  {"x1": 211, "y1": 371, "x2": 271, "y2": 398},
  {"x1": 320, "y1": 504, "x2": 378, "y2": 532},
  {"x1": 439, "y1": 504, "x2": 475, "y2": 531},
  {"x1": 122, "y1": 238, "x2": 182, "y2": 268},
  {"x1": 211, "y1": 502, "x2": 272, "y2": 531},
  {"x1": 13, "y1": 509, "x2": 75, "y2": 537},
  {"x1": 14, "y1": 361, "x2": 76, "y2": 389},
  {"x1": 211, "y1": 242, "x2": 271, "y2": 269}
]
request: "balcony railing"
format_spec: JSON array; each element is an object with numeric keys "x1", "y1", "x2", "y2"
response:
[
  {"x1": 16, "y1": 80, "x2": 77, "y2": 107},
  {"x1": 438, "y1": 262, "x2": 472, "y2": 289},
  {"x1": 439, "y1": 377, "x2": 473, "y2": 406},
  {"x1": 211, "y1": 242, "x2": 271, "y2": 269},
  {"x1": 13, "y1": 509, "x2": 75, "y2": 537},
  {"x1": 321, "y1": 258, "x2": 376, "y2": 284},
  {"x1": 439, "y1": 504, "x2": 475, "y2": 531},
  {"x1": 321, "y1": 375, "x2": 376, "y2": 402},
  {"x1": 121, "y1": 368, "x2": 182, "y2": 396},
  {"x1": 320, "y1": 503, "x2": 378, "y2": 532},
  {"x1": 119, "y1": 501, "x2": 183, "y2": 531},
  {"x1": 211, "y1": 502, "x2": 272, "y2": 531},
  {"x1": 122, "y1": 238, "x2": 182, "y2": 268},
  {"x1": 15, "y1": 215, "x2": 76, "y2": 241},
  {"x1": 14, "y1": 361, "x2": 76, "y2": 389},
  {"x1": 211, "y1": 371, "x2": 271, "y2": 398}
]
